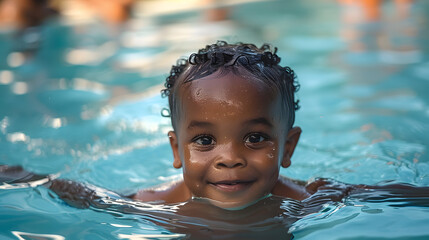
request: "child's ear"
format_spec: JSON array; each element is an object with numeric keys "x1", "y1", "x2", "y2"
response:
[
  {"x1": 168, "y1": 131, "x2": 182, "y2": 169},
  {"x1": 281, "y1": 127, "x2": 302, "y2": 168}
]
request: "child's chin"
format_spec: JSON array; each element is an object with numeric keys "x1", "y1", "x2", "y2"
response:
[{"x1": 195, "y1": 195, "x2": 271, "y2": 211}]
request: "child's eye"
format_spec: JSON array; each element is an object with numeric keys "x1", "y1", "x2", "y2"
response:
[
  {"x1": 193, "y1": 135, "x2": 215, "y2": 146},
  {"x1": 245, "y1": 133, "x2": 267, "y2": 144}
]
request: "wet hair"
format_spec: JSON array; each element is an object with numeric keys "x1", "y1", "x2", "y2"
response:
[{"x1": 161, "y1": 41, "x2": 300, "y2": 131}]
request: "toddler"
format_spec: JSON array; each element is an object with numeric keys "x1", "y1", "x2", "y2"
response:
[{"x1": 131, "y1": 41, "x2": 331, "y2": 209}]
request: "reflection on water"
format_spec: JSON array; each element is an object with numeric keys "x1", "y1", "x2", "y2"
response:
[{"x1": 12, "y1": 231, "x2": 65, "y2": 240}]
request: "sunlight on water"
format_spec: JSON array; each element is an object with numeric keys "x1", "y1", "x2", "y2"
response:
[{"x1": 12, "y1": 231, "x2": 65, "y2": 240}]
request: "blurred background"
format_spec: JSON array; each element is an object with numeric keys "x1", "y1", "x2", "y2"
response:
[{"x1": 1, "y1": 0, "x2": 429, "y2": 190}]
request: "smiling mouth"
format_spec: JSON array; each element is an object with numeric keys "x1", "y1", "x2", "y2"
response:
[{"x1": 209, "y1": 180, "x2": 254, "y2": 192}]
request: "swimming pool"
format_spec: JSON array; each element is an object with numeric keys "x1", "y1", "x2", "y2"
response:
[{"x1": 1, "y1": 0, "x2": 429, "y2": 239}]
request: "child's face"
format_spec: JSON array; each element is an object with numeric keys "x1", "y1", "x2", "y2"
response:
[{"x1": 168, "y1": 71, "x2": 301, "y2": 209}]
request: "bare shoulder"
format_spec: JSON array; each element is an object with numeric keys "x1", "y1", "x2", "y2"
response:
[
  {"x1": 132, "y1": 179, "x2": 191, "y2": 204},
  {"x1": 272, "y1": 176, "x2": 358, "y2": 201},
  {"x1": 272, "y1": 175, "x2": 311, "y2": 201}
]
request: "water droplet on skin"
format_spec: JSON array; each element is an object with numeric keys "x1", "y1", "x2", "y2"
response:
[{"x1": 267, "y1": 153, "x2": 274, "y2": 158}]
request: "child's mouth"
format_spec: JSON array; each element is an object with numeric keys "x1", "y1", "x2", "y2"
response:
[{"x1": 210, "y1": 180, "x2": 254, "y2": 192}]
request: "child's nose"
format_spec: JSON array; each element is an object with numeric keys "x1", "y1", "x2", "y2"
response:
[
  {"x1": 215, "y1": 158, "x2": 246, "y2": 168},
  {"x1": 214, "y1": 144, "x2": 246, "y2": 169}
]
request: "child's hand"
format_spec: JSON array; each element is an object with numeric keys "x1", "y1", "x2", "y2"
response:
[
  {"x1": 0, "y1": 165, "x2": 47, "y2": 184},
  {"x1": 304, "y1": 178, "x2": 354, "y2": 203}
]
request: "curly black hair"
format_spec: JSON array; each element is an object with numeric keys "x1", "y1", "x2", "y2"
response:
[{"x1": 161, "y1": 41, "x2": 300, "y2": 131}]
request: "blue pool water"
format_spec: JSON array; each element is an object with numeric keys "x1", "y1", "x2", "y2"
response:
[{"x1": 1, "y1": 0, "x2": 429, "y2": 239}]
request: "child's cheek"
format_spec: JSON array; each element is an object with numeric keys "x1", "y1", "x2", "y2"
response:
[
  {"x1": 265, "y1": 141, "x2": 276, "y2": 158},
  {"x1": 182, "y1": 146, "x2": 212, "y2": 176},
  {"x1": 182, "y1": 147, "x2": 214, "y2": 196},
  {"x1": 248, "y1": 143, "x2": 281, "y2": 168},
  {"x1": 258, "y1": 148, "x2": 277, "y2": 162},
  {"x1": 255, "y1": 141, "x2": 277, "y2": 158},
  {"x1": 266, "y1": 146, "x2": 276, "y2": 161}
]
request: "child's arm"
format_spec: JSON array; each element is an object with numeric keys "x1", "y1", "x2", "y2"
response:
[
  {"x1": 299, "y1": 178, "x2": 429, "y2": 207},
  {"x1": 349, "y1": 182, "x2": 429, "y2": 207},
  {"x1": 47, "y1": 179, "x2": 101, "y2": 208},
  {"x1": 0, "y1": 165, "x2": 100, "y2": 208},
  {"x1": 0, "y1": 165, "x2": 192, "y2": 206}
]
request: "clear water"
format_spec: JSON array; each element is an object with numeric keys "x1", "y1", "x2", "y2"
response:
[{"x1": 1, "y1": 0, "x2": 429, "y2": 239}]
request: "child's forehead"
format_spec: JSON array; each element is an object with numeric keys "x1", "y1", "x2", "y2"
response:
[
  {"x1": 177, "y1": 71, "x2": 282, "y2": 115},
  {"x1": 179, "y1": 69, "x2": 277, "y2": 99}
]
